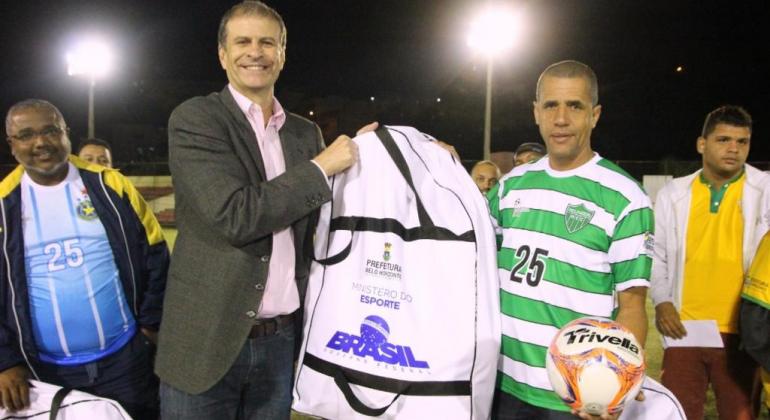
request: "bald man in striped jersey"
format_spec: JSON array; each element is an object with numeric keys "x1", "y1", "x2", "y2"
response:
[{"x1": 488, "y1": 60, "x2": 653, "y2": 419}]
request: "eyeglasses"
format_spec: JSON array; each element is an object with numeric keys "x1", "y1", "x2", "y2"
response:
[{"x1": 8, "y1": 126, "x2": 67, "y2": 142}]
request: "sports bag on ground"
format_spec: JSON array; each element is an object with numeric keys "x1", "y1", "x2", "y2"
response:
[
  {"x1": 0, "y1": 380, "x2": 131, "y2": 419},
  {"x1": 292, "y1": 126, "x2": 500, "y2": 419}
]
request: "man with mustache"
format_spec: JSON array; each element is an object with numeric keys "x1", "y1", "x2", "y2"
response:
[
  {"x1": 155, "y1": 1, "x2": 358, "y2": 418},
  {"x1": 0, "y1": 99, "x2": 169, "y2": 418},
  {"x1": 652, "y1": 105, "x2": 770, "y2": 419}
]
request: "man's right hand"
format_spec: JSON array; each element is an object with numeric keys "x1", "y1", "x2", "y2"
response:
[
  {"x1": 654, "y1": 302, "x2": 687, "y2": 339},
  {"x1": 313, "y1": 135, "x2": 359, "y2": 176},
  {"x1": 0, "y1": 365, "x2": 30, "y2": 412}
]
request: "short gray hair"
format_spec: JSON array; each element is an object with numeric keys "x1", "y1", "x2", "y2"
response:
[
  {"x1": 218, "y1": 1, "x2": 286, "y2": 49},
  {"x1": 6, "y1": 99, "x2": 67, "y2": 136},
  {"x1": 471, "y1": 160, "x2": 501, "y2": 178}
]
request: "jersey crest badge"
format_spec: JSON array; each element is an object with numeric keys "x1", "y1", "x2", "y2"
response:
[
  {"x1": 383, "y1": 242, "x2": 392, "y2": 261},
  {"x1": 77, "y1": 199, "x2": 98, "y2": 221},
  {"x1": 564, "y1": 203, "x2": 594, "y2": 233}
]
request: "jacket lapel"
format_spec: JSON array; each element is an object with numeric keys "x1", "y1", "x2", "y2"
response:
[
  {"x1": 279, "y1": 116, "x2": 311, "y2": 168},
  {"x1": 219, "y1": 87, "x2": 267, "y2": 180}
]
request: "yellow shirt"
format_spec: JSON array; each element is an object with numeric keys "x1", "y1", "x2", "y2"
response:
[
  {"x1": 743, "y1": 231, "x2": 770, "y2": 306},
  {"x1": 681, "y1": 172, "x2": 745, "y2": 333},
  {"x1": 743, "y1": 225, "x2": 770, "y2": 408}
]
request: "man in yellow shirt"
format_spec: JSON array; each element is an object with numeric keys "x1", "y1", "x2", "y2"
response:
[{"x1": 651, "y1": 105, "x2": 770, "y2": 419}]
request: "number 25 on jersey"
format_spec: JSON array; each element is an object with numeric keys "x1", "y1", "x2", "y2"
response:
[
  {"x1": 44, "y1": 239, "x2": 84, "y2": 272},
  {"x1": 511, "y1": 245, "x2": 549, "y2": 287}
]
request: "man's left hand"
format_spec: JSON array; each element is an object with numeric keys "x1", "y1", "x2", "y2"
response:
[
  {"x1": 356, "y1": 122, "x2": 379, "y2": 135},
  {"x1": 571, "y1": 391, "x2": 644, "y2": 420},
  {"x1": 434, "y1": 140, "x2": 460, "y2": 160}
]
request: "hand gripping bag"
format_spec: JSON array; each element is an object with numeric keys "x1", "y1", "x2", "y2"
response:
[{"x1": 293, "y1": 126, "x2": 500, "y2": 419}]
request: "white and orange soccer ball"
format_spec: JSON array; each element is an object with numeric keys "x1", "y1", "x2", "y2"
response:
[{"x1": 545, "y1": 317, "x2": 646, "y2": 416}]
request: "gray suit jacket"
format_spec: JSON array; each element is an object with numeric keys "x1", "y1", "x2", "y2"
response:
[{"x1": 155, "y1": 87, "x2": 331, "y2": 393}]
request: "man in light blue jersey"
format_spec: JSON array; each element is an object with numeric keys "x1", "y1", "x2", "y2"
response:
[
  {"x1": 0, "y1": 99, "x2": 169, "y2": 418},
  {"x1": 489, "y1": 60, "x2": 653, "y2": 419}
]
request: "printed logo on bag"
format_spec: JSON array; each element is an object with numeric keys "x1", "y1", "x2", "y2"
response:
[
  {"x1": 365, "y1": 245, "x2": 402, "y2": 280},
  {"x1": 326, "y1": 315, "x2": 430, "y2": 368},
  {"x1": 564, "y1": 203, "x2": 594, "y2": 234}
]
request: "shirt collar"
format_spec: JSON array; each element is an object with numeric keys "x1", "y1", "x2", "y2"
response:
[
  {"x1": 699, "y1": 166, "x2": 745, "y2": 190},
  {"x1": 228, "y1": 84, "x2": 286, "y2": 130}
]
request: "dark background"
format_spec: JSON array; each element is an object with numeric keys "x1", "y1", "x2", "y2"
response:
[{"x1": 1, "y1": 0, "x2": 768, "y2": 167}]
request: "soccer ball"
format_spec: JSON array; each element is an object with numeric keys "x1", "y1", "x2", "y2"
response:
[{"x1": 545, "y1": 317, "x2": 646, "y2": 416}]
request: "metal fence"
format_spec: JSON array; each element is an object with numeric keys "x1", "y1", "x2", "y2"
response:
[
  {"x1": 460, "y1": 160, "x2": 769, "y2": 181},
  {"x1": 2, "y1": 160, "x2": 768, "y2": 182}
]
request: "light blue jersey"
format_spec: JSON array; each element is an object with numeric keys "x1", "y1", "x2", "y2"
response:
[{"x1": 22, "y1": 164, "x2": 135, "y2": 365}]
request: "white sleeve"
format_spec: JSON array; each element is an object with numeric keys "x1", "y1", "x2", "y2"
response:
[{"x1": 650, "y1": 184, "x2": 675, "y2": 306}]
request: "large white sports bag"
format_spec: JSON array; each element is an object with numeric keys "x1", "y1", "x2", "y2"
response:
[
  {"x1": 0, "y1": 380, "x2": 131, "y2": 419},
  {"x1": 293, "y1": 126, "x2": 500, "y2": 419},
  {"x1": 619, "y1": 378, "x2": 685, "y2": 420}
]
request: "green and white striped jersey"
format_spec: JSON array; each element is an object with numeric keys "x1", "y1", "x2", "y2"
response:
[{"x1": 488, "y1": 153, "x2": 654, "y2": 412}]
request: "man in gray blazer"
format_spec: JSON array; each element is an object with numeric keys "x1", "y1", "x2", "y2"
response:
[{"x1": 155, "y1": 2, "x2": 358, "y2": 418}]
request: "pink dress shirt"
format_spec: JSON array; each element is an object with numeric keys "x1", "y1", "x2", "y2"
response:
[{"x1": 229, "y1": 85, "x2": 299, "y2": 318}]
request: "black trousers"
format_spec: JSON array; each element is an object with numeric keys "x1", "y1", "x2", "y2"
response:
[
  {"x1": 31, "y1": 331, "x2": 159, "y2": 420},
  {"x1": 492, "y1": 390, "x2": 575, "y2": 420}
]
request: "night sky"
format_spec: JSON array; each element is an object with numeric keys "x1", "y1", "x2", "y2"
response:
[{"x1": 1, "y1": 0, "x2": 768, "y2": 165}]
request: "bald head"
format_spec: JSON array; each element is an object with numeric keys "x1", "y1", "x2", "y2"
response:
[{"x1": 471, "y1": 160, "x2": 501, "y2": 194}]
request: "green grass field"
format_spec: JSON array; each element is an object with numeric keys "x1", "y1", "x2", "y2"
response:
[{"x1": 292, "y1": 297, "x2": 768, "y2": 419}]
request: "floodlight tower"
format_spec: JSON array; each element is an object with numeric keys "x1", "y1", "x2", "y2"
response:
[
  {"x1": 467, "y1": 6, "x2": 522, "y2": 160},
  {"x1": 67, "y1": 39, "x2": 113, "y2": 139}
]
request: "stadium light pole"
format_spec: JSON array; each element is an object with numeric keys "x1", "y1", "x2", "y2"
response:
[
  {"x1": 467, "y1": 6, "x2": 522, "y2": 160},
  {"x1": 67, "y1": 39, "x2": 113, "y2": 139}
]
